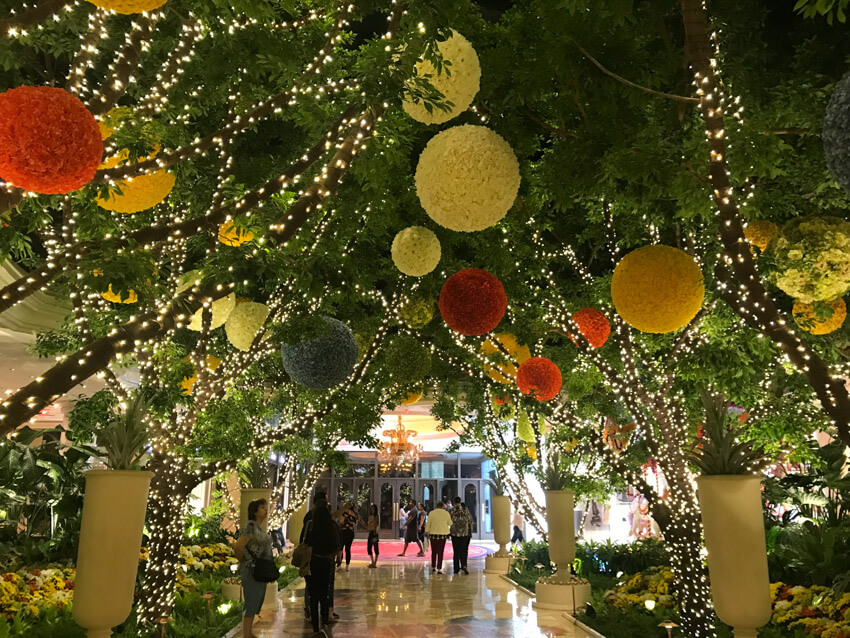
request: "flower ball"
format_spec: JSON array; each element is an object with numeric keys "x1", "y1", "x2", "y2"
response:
[
  {"x1": 792, "y1": 298, "x2": 846, "y2": 335},
  {"x1": 744, "y1": 220, "x2": 778, "y2": 253},
  {"x1": 401, "y1": 389, "x2": 424, "y2": 405},
  {"x1": 218, "y1": 221, "x2": 255, "y2": 247},
  {"x1": 611, "y1": 245, "x2": 704, "y2": 334},
  {"x1": 391, "y1": 226, "x2": 441, "y2": 276},
  {"x1": 86, "y1": 0, "x2": 167, "y2": 14},
  {"x1": 188, "y1": 293, "x2": 236, "y2": 331},
  {"x1": 403, "y1": 31, "x2": 481, "y2": 125},
  {"x1": 516, "y1": 357, "x2": 562, "y2": 402},
  {"x1": 281, "y1": 316, "x2": 358, "y2": 389},
  {"x1": 398, "y1": 297, "x2": 434, "y2": 329},
  {"x1": 481, "y1": 333, "x2": 531, "y2": 384},
  {"x1": 384, "y1": 334, "x2": 432, "y2": 384},
  {"x1": 225, "y1": 299, "x2": 270, "y2": 351},
  {"x1": 0, "y1": 86, "x2": 102, "y2": 194},
  {"x1": 97, "y1": 147, "x2": 174, "y2": 214},
  {"x1": 439, "y1": 268, "x2": 507, "y2": 335},
  {"x1": 415, "y1": 125, "x2": 521, "y2": 232},
  {"x1": 571, "y1": 308, "x2": 610, "y2": 348},
  {"x1": 824, "y1": 71, "x2": 850, "y2": 194}
]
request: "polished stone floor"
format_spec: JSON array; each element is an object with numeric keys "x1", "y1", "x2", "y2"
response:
[{"x1": 241, "y1": 556, "x2": 595, "y2": 637}]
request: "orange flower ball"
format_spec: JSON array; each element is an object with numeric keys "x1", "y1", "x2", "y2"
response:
[
  {"x1": 571, "y1": 307, "x2": 610, "y2": 348},
  {"x1": 516, "y1": 357, "x2": 562, "y2": 402}
]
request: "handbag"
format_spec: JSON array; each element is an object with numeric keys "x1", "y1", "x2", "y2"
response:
[
  {"x1": 291, "y1": 522, "x2": 313, "y2": 576},
  {"x1": 246, "y1": 546, "x2": 279, "y2": 583}
]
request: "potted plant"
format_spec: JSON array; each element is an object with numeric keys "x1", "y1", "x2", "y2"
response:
[
  {"x1": 484, "y1": 471, "x2": 512, "y2": 574},
  {"x1": 72, "y1": 394, "x2": 154, "y2": 637},
  {"x1": 691, "y1": 392, "x2": 771, "y2": 638},
  {"x1": 221, "y1": 575, "x2": 243, "y2": 602},
  {"x1": 533, "y1": 450, "x2": 590, "y2": 613}
]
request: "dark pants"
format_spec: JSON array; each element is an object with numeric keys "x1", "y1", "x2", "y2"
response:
[
  {"x1": 430, "y1": 537, "x2": 447, "y2": 570},
  {"x1": 367, "y1": 531, "x2": 380, "y2": 557},
  {"x1": 511, "y1": 525, "x2": 524, "y2": 544},
  {"x1": 451, "y1": 535, "x2": 471, "y2": 571},
  {"x1": 340, "y1": 529, "x2": 355, "y2": 565},
  {"x1": 307, "y1": 556, "x2": 334, "y2": 632}
]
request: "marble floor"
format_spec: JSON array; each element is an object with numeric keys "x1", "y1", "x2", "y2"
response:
[{"x1": 240, "y1": 557, "x2": 596, "y2": 637}]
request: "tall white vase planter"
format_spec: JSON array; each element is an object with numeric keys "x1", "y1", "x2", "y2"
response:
[
  {"x1": 533, "y1": 489, "x2": 590, "y2": 613},
  {"x1": 73, "y1": 470, "x2": 153, "y2": 637},
  {"x1": 287, "y1": 500, "x2": 309, "y2": 546},
  {"x1": 484, "y1": 495, "x2": 512, "y2": 574},
  {"x1": 697, "y1": 476, "x2": 771, "y2": 638},
  {"x1": 238, "y1": 488, "x2": 278, "y2": 614}
]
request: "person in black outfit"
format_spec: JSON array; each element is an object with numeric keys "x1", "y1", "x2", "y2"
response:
[{"x1": 305, "y1": 500, "x2": 341, "y2": 637}]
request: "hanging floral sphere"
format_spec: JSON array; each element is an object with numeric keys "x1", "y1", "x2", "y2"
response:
[
  {"x1": 611, "y1": 245, "x2": 704, "y2": 334},
  {"x1": 0, "y1": 86, "x2": 102, "y2": 194},
  {"x1": 570, "y1": 308, "x2": 610, "y2": 348},
  {"x1": 86, "y1": 0, "x2": 167, "y2": 14},
  {"x1": 188, "y1": 293, "x2": 236, "y2": 331},
  {"x1": 415, "y1": 125, "x2": 521, "y2": 232},
  {"x1": 823, "y1": 70, "x2": 850, "y2": 194},
  {"x1": 225, "y1": 299, "x2": 270, "y2": 351},
  {"x1": 517, "y1": 409, "x2": 535, "y2": 443},
  {"x1": 480, "y1": 333, "x2": 531, "y2": 384},
  {"x1": 391, "y1": 226, "x2": 441, "y2": 276},
  {"x1": 384, "y1": 334, "x2": 432, "y2": 384},
  {"x1": 398, "y1": 297, "x2": 434, "y2": 329},
  {"x1": 767, "y1": 216, "x2": 850, "y2": 303},
  {"x1": 97, "y1": 147, "x2": 174, "y2": 214},
  {"x1": 603, "y1": 419, "x2": 635, "y2": 454},
  {"x1": 281, "y1": 316, "x2": 358, "y2": 389},
  {"x1": 403, "y1": 31, "x2": 481, "y2": 125},
  {"x1": 516, "y1": 357, "x2": 562, "y2": 402},
  {"x1": 792, "y1": 298, "x2": 847, "y2": 335},
  {"x1": 218, "y1": 220, "x2": 255, "y2": 247},
  {"x1": 743, "y1": 220, "x2": 778, "y2": 253},
  {"x1": 401, "y1": 389, "x2": 424, "y2": 405},
  {"x1": 180, "y1": 355, "x2": 222, "y2": 396},
  {"x1": 438, "y1": 268, "x2": 507, "y2": 335}
]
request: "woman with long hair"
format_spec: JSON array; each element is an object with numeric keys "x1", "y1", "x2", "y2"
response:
[
  {"x1": 366, "y1": 503, "x2": 380, "y2": 568},
  {"x1": 305, "y1": 500, "x2": 341, "y2": 636},
  {"x1": 333, "y1": 499, "x2": 360, "y2": 571},
  {"x1": 231, "y1": 499, "x2": 273, "y2": 638}
]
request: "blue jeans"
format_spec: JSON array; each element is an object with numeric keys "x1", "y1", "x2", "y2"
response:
[{"x1": 241, "y1": 570, "x2": 266, "y2": 617}]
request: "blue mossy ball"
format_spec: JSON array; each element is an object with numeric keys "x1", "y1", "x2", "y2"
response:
[
  {"x1": 280, "y1": 316, "x2": 358, "y2": 389},
  {"x1": 824, "y1": 71, "x2": 850, "y2": 194}
]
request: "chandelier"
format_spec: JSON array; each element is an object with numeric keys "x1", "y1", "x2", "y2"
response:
[{"x1": 377, "y1": 416, "x2": 422, "y2": 472}]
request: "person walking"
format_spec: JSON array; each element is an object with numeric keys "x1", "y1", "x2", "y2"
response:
[
  {"x1": 304, "y1": 500, "x2": 341, "y2": 637},
  {"x1": 417, "y1": 502, "x2": 427, "y2": 551},
  {"x1": 397, "y1": 499, "x2": 425, "y2": 556},
  {"x1": 366, "y1": 503, "x2": 380, "y2": 568},
  {"x1": 450, "y1": 496, "x2": 473, "y2": 574},
  {"x1": 398, "y1": 502, "x2": 407, "y2": 540},
  {"x1": 511, "y1": 501, "x2": 525, "y2": 550},
  {"x1": 231, "y1": 499, "x2": 273, "y2": 638},
  {"x1": 334, "y1": 499, "x2": 360, "y2": 571},
  {"x1": 424, "y1": 501, "x2": 452, "y2": 574}
]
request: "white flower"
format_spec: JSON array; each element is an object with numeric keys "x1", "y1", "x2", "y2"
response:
[
  {"x1": 415, "y1": 125, "x2": 521, "y2": 232},
  {"x1": 188, "y1": 293, "x2": 236, "y2": 331},
  {"x1": 403, "y1": 31, "x2": 481, "y2": 125},
  {"x1": 391, "y1": 226, "x2": 441, "y2": 276},
  {"x1": 225, "y1": 299, "x2": 270, "y2": 351}
]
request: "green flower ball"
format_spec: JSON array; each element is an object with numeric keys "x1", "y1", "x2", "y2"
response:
[{"x1": 384, "y1": 334, "x2": 431, "y2": 384}]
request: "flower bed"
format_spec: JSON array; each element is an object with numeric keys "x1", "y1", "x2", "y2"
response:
[{"x1": 0, "y1": 568, "x2": 75, "y2": 618}]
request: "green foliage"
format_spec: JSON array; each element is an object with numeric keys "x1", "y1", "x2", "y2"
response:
[
  {"x1": 238, "y1": 454, "x2": 270, "y2": 489},
  {"x1": 794, "y1": 0, "x2": 849, "y2": 23},
  {"x1": 688, "y1": 391, "x2": 764, "y2": 475},
  {"x1": 383, "y1": 334, "x2": 432, "y2": 384},
  {"x1": 575, "y1": 538, "x2": 669, "y2": 577}
]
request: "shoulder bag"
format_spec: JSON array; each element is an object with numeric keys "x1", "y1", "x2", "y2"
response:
[{"x1": 246, "y1": 545, "x2": 279, "y2": 583}]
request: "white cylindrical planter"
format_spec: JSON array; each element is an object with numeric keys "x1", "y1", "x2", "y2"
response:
[
  {"x1": 484, "y1": 495, "x2": 513, "y2": 573},
  {"x1": 73, "y1": 470, "x2": 153, "y2": 638},
  {"x1": 697, "y1": 476, "x2": 771, "y2": 638},
  {"x1": 239, "y1": 488, "x2": 272, "y2": 531},
  {"x1": 287, "y1": 500, "x2": 309, "y2": 545},
  {"x1": 261, "y1": 581, "x2": 279, "y2": 613},
  {"x1": 222, "y1": 580, "x2": 242, "y2": 601}
]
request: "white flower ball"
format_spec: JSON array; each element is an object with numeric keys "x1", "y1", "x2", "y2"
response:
[
  {"x1": 391, "y1": 226, "x2": 442, "y2": 276},
  {"x1": 188, "y1": 293, "x2": 236, "y2": 331},
  {"x1": 415, "y1": 125, "x2": 520, "y2": 232},
  {"x1": 403, "y1": 31, "x2": 481, "y2": 125},
  {"x1": 225, "y1": 299, "x2": 270, "y2": 351}
]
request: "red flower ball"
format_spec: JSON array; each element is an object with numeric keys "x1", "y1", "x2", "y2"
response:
[
  {"x1": 438, "y1": 268, "x2": 507, "y2": 336},
  {"x1": 516, "y1": 357, "x2": 562, "y2": 402},
  {"x1": 0, "y1": 86, "x2": 102, "y2": 194},
  {"x1": 571, "y1": 307, "x2": 611, "y2": 348}
]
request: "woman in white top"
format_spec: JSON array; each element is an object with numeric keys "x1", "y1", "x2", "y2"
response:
[{"x1": 424, "y1": 501, "x2": 453, "y2": 574}]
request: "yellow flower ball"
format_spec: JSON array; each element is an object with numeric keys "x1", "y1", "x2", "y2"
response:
[
  {"x1": 402, "y1": 31, "x2": 481, "y2": 125},
  {"x1": 224, "y1": 299, "x2": 270, "y2": 351},
  {"x1": 218, "y1": 220, "x2": 255, "y2": 246},
  {"x1": 744, "y1": 220, "x2": 778, "y2": 253},
  {"x1": 792, "y1": 298, "x2": 846, "y2": 335},
  {"x1": 97, "y1": 170, "x2": 175, "y2": 214},
  {"x1": 391, "y1": 225, "x2": 441, "y2": 276},
  {"x1": 181, "y1": 355, "x2": 222, "y2": 395},
  {"x1": 611, "y1": 245, "x2": 704, "y2": 334},
  {"x1": 401, "y1": 389, "x2": 423, "y2": 405},
  {"x1": 481, "y1": 333, "x2": 531, "y2": 384},
  {"x1": 86, "y1": 0, "x2": 167, "y2": 14}
]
